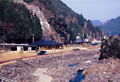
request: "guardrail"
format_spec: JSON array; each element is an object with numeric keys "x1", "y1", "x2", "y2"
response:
[{"x1": 0, "y1": 76, "x2": 16, "y2": 82}]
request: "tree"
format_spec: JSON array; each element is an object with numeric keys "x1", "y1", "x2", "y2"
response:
[
  {"x1": 95, "y1": 26, "x2": 102, "y2": 37},
  {"x1": 31, "y1": 14, "x2": 42, "y2": 41},
  {"x1": 99, "y1": 36, "x2": 120, "y2": 60},
  {"x1": 119, "y1": 33, "x2": 120, "y2": 37},
  {"x1": 76, "y1": 14, "x2": 85, "y2": 26}
]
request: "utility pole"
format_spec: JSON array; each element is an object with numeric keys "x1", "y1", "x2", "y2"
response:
[
  {"x1": 82, "y1": 30, "x2": 84, "y2": 40},
  {"x1": 93, "y1": 33, "x2": 95, "y2": 39},
  {"x1": 67, "y1": 34, "x2": 70, "y2": 43},
  {"x1": 58, "y1": 34, "x2": 60, "y2": 42},
  {"x1": 33, "y1": 34, "x2": 35, "y2": 43}
]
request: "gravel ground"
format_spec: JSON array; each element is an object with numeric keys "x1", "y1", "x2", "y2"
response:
[{"x1": 0, "y1": 48, "x2": 120, "y2": 82}]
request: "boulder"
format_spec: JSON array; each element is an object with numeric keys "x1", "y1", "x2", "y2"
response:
[{"x1": 82, "y1": 70, "x2": 88, "y2": 76}]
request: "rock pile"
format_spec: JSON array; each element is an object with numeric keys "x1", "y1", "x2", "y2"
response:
[{"x1": 0, "y1": 49, "x2": 120, "y2": 82}]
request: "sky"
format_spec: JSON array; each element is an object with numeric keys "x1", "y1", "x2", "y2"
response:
[{"x1": 61, "y1": 0, "x2": 120, "y2": 23}]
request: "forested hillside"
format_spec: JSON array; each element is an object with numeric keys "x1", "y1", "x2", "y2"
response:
[
  {"x1": 0, "y1": 0, "x2": 42, "y2": 43},
  {"x1": 0, "y1": 0, "x2": 103, "y2": 43},
  {"x1": 30, "y1": 0, "x2": 103, "y2": 42},
  {"x1": 99, "y1": 16, "x2": 120, "y2": 35}
]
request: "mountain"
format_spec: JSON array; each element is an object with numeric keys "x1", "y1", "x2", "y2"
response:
[
  {"x1": 99, "y1": 16, "x2": 120, "y2": 35},
  {"x1": 91, "y1": 20, "x2": 102, "y2": 26},
  {"x1": 30, "y1": 0, "x2": 103, "y2": 41},
  {"x1": 0, "y1": 0, "x2": 103, "y2": 43}
]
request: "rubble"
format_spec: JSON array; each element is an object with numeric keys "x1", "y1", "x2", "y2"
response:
[{"x1": 0, "y1": 49, "x2": 120, "y2": 82}]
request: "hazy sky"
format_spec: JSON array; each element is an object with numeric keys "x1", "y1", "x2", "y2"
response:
[{"x1": 61, "y1": 0, "x2": 120, "y2": 23}]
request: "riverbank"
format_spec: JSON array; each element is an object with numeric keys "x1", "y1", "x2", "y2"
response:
[
  {"x1": 0, "y1": 45, "x2": 120, "y2": 82},
  {"x1": 0, "y1": 45, "x2": 99, "y2": 66}
]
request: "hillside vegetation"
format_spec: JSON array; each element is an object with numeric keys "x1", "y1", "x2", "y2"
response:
[
  {"x1": 0, "y1": 0, "x2": 103, "y2": 43},
  {"x1": 0, "y1": 0, "x2": 42, "y2": 43},
  {"x1": 35, "y1": 0, "x2": 103, "y2": 41}
]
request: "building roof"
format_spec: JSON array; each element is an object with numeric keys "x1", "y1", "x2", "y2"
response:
[
  {"x1": 73, "y1": 38, "x2": 84, "y2": 43},
  {"x1": 29, "y1": 39, "x2": 62, "y2": 46}
]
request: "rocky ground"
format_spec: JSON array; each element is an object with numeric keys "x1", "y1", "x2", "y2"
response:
[{"x1": 0, "y1": 47, "x2": 120, "y2": 82}]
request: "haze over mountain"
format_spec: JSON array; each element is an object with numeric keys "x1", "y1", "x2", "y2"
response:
[
  {"x1": 99, "y1": 16, "x2": 120, "y2": 35},
  {"x1": 91, "y1": 20, "x2": 102, "y2": 26}
]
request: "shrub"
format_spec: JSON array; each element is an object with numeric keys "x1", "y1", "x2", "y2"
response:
[{"x1": 99, "y1": 36, "x2": 120, "y2": 60}]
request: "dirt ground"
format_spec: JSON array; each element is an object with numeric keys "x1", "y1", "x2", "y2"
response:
[
  {"x1": 0, "y1": 45, "x2": 100, "y2": 67},
  {"x1": 1, "y1": 45, "x2": 120, "y2": 82}
]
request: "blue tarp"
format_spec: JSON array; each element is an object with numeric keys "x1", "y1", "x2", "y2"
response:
[
  {"x1": 91, "y1": 43, "x2": 98, "y2": 46},
  {"x1": 29, "y1": 39, "x2": 62, "y2": 46}
]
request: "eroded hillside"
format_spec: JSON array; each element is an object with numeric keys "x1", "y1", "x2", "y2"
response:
[{"x1": 14, "y1": 0, "x2": 55, "y2": 40}]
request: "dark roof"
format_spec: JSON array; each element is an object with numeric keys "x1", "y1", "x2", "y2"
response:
[
  {"x1": 73, "y1": 38, "x2": 84, "y2": 43},
  {"x1": 29, "y1": 39, "x2": 62, "y2": 46}
]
